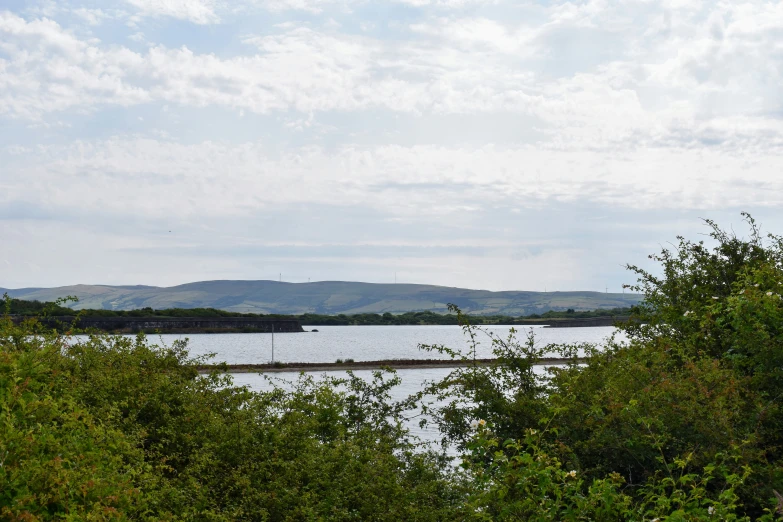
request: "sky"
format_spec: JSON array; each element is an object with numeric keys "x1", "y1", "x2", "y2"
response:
[{"x1": 1, "y1": 0, "x2": 782, "y2": 292}]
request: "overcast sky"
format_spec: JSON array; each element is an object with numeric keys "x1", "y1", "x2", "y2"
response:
[{"x1": 1, "y1": 0, "x2": 782, "y2": 292}]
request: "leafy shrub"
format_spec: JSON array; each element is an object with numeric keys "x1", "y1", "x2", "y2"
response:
[
  {"x1": 0, "y1": 311, "x2": 460, "y2": 520},
  {"x1": 0, "y1": 319, "x2": 147, "y2": 519},
  {"x1": 461, "y1": 424, "x2": 754, "y2": 521},
  {"x1": 425, "y1": 214, "x2": 783, "y2": 519}
]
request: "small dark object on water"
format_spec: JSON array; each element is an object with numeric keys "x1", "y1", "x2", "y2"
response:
[{"x1": 311, "y1": 329, "x2": 319, "y2": 332}]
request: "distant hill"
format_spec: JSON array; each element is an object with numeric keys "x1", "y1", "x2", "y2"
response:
[{"x1": 0, "y1": 280, "x2": 643, "y2": 316}]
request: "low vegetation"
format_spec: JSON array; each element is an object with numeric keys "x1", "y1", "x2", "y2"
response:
[{"x1": 2, "y1": 214, "x2": 783, "y2": 520}]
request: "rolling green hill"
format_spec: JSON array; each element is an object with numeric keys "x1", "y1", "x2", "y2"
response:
[{"x1": 1, "y1": 280, "x2": 643, "y2": 316}]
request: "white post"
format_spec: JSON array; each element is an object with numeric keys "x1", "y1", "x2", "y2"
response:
[{"x1": 271, "y1": 323, "x2": 275, "y2": 364}]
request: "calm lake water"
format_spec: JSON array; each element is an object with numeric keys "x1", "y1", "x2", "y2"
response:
[{"x1": 148, "y1": 325, "x2": 622, "y2": 365}]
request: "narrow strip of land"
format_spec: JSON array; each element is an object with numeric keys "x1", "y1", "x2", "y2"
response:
[{"x1": 197, "y1": 357, "x2": 585, "y2": 373}]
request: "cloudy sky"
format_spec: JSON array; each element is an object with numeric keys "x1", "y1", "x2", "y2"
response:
[{"x1": 1, "y1": 0, "x2": 782, "y2": 292}]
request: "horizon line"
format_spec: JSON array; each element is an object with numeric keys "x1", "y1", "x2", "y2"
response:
[{"x1": 1, "y1": 279, "x2": 639, "y2": 295}]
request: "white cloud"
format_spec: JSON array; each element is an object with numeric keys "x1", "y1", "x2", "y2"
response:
[
  {"x1": 4, "y1": 133, "x2": 781, "y2": 289},
  {"x1": 410, "y1": 17, "x2": 540, "y2": 55},
  {"x1": 124, "y1": 0, "x2": 220, "y2": 24},
  {"x1": 3, "y1": 137, "x2": 782, "y2": 225},
  {"x1": 2, "y1": 1, "x2": 783, "y2": 289},
  {"x1": 1, "y1": 4, "x2": 781, "y2": 151},
  {"x1": 242, "y1": 0, "x2": 495, "y2": 12},
  {"x1": 256, "y1": 0, "x2": 352, "y2": 14},
  {"x1": 394, "y1": 0, "x2": 498, "y2": 6},
  {"x1": 72, "y1": 7, "x2": 112, "y2": 25},
  {"x1": 2, "y1": 3, "x2": 780, "y2": 155}
]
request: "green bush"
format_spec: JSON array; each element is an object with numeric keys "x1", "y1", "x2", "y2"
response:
[
  {"x1": 0, "y1": 313, "x2": 460, "y2": 520},
  {"x1": 424, "y1": 214, "x2": 783, "y2": 519},
  {"x1": 0, "y1": 320, "x2": 147, "y2": 520},
  {"x1": 461, "y1": 424, "x2": 753, "y2": 521}
]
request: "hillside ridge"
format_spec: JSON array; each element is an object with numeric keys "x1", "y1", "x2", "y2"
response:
[{"x1": 1, "y1": 280, "x2": 643, "y2": 316}]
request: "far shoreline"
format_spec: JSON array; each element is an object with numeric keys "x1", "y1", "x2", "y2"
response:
[{"x1": 76, "y1": 315, "x2": 632, "y2": 334}]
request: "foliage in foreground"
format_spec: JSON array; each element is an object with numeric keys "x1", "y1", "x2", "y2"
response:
[
  {"x1": 3, "y1": 213, "x2": 783, "y2": 520},
  {"x1": 424, "y1": 213, "x2": 783, "y2": 519},
  {"x1": 0, "y1": 316, "x2": 460, "y2": 520}
]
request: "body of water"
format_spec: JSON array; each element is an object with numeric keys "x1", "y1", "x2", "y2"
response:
[{"x1": 148, "y1": 324, "x2": 622, "y2": 365}]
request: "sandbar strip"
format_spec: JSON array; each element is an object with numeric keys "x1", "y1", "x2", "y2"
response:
[{"x1": 197, "y1": 357, "x2": 585, "y2": 373}]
